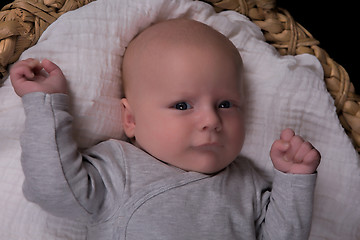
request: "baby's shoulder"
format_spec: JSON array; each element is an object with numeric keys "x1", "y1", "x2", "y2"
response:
[
  {"x1": 89, "y1": 138, "x2": 184, "y2": 176},
  {"x1": 228, "y1": 156, "x2": 258, "y2": 176},
  {"x1": 224, "y1": 156, "x2": 271, "y2": 187}
]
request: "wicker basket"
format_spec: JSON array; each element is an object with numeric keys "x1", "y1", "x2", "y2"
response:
[{"x1": 1, "y1": 0, "x2": 360, "y2": 153}]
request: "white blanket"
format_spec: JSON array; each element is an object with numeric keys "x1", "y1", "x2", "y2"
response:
[{"x1": 0, "y1": 0, "x2": 359, "y2": 239}]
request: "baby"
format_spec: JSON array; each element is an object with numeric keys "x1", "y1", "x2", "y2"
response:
[{"x1": 11, "y1": 19, "x2": 320, "y2": 239}]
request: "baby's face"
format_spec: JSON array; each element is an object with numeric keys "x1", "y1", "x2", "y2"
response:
[{"x1": 122, "y1": 19, "x2": 245, "y2": 174}]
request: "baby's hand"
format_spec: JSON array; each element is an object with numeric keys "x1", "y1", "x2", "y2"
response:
[
  {"x1": 10, "y1": 58, "x2": 67, "y2": 97},
  {"x1": 270, "y1": 128, "x2": 321, "y2": 174}
]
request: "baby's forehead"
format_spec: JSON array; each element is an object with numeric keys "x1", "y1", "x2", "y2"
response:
[{"x1": 122, "y1": 19, "x2": 243, "y2": 95}]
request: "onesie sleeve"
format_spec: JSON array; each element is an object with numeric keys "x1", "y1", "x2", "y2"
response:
[
  {"x1": 20, "y1": 92, "x2": 124, "y2": 222},
  {"x1": 255, "y1": 169, "x2": 317, "y2": 240}
]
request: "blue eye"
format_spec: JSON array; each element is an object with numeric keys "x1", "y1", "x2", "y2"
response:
[
  {"x1": 174, "y1": 102, "x2": 192, "y2": 110},
  {"x1": 218, "y1": 100, "x2": 232, "y2": 108}
]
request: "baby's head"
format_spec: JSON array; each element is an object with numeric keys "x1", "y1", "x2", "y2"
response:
[{"x1": 121, "y1": 19, "x2": 245, "y2": 174}]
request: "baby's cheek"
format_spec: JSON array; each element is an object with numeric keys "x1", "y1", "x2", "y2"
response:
[{"x1": 230, "y1": 119, "x2": 245, "y2": 150}]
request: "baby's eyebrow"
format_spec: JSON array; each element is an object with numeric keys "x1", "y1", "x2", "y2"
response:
[{"x1": 167, "y1": 91, "x2": 195, "y2": 99}]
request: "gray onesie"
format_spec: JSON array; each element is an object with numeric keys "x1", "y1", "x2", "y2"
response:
[{"x1": 20, "y1": 92, "x2": 317, "y2": 240}]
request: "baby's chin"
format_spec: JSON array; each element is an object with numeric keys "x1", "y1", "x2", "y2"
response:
[
  {"x1": 137, "y1": 141, "x2": 237, "y2": 174},
  {"x1": 170, "y1": 153, "x2": 235, "y2": 175}
]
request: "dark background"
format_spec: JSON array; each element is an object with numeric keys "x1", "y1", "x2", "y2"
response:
[
  {"x1": 1, "y1": 0, "x2": 357, "y2": 91},
  {"x1": 277, "y1": 1, "x2": 357, "y2": 92}
]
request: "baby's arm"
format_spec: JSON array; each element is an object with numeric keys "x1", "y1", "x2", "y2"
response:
[
  {"x1": 11, "y1": 59, "x2": 112, "y2": 221},
  {"x1": 256, "y1": 167, "x2": 317, "y2": 239},
  {"x1": 270, "y1": 128, "x2": 321, "y2": 174},
  {"x1": 256, "y1": 128, "x2": 320, "y2": 239}
]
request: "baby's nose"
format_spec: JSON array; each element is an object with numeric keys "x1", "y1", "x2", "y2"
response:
[{"x1": 199, "y1": 108, "x2": 222, "y2": 132}]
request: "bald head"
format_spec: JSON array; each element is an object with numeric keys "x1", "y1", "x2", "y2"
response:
[
  {"x1": 126, "y1": 18, "x2": 236, "y2": 53},
  {"x1": 122, "y1": 19, "x2": 242, "y2": 98}
]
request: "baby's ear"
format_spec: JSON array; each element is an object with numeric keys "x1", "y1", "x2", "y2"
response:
[{"x1": 121, "y1": 98, "x2": 136, "y2": 138}]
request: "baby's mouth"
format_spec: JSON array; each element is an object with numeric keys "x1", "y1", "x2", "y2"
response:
[{"x1": 192, "y1": 142, "x2": 223, "y2": 151}]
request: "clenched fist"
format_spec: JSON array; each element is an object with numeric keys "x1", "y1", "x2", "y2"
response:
[
  {"x1": 270, "y1": 128, "x2": 321, "y2": 174},
  {"x1": 10, "y1": 58, "x2": 67, "y2": 97}
]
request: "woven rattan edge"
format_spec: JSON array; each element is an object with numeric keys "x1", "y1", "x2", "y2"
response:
[
  {"x1": 0, "y1": 0, "x2": 94, "y2": 82},
  {"x1": 1, "y1": 0, "x2": 359, "y2": 153}
]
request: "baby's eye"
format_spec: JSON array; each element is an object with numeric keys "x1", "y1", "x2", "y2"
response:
[
  {"x1": 218, "y1": 100, "x2": 233, "y2": 109},
  {"x1": 174, "y1": 102, "x2": 192, "y2": 110}
]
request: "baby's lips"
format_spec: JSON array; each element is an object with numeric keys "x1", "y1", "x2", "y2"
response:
[{"x1": 192, "y1": 142, "x2": 223, "y2": 152}]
